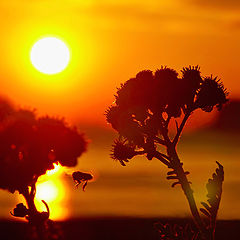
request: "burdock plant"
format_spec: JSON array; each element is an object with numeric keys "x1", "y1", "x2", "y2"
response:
[
  {"x1": 0, "y1": 98, "x2": 87, "y2": 239},
  {"x1": 106, "y1": 66, "x2": 228, "y2": 240}
]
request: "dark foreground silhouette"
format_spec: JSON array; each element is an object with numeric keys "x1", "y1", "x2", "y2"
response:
[
  {"x1": 0, "y1": 97, "x2": 88, "y2": 239},
  {"x1": 106, "y1": 66, "x2": 228, "y2": 240},
  {"x1": 0, "y1": 218, "x2": 239, "y2": 240}
]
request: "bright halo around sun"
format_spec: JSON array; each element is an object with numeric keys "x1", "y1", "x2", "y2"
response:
[{"x1": 30, "y1": 37, "x2": 70, "y2": 74}]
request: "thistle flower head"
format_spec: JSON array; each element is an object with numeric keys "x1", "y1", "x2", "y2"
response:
[
  {"x1": 105, "y1": 106, "x2": 144, "y2": 146},
  {"x1": 153, "y1": 67, "x2": 182, "y2": 115},
  {"x1": 181, "y1": 65, "x2": 202, "y2": 87},
  {"x1": 196, "y1": 76, "x2": 228, "y2": 112},
  {"x1": 110, "y1": 139, "x2": 136, "y2": 166},
  {"x1": 155, "y1": 66, "x2": 178, "y2": 81},
  {"x1": 116, "y1": 70, "x2": 154, "y2": 109},
  {"x1": 136, "y1": 70, "x2": 153, "y2": 81},
  {"x1": 115, "y1": 78, "x2": 136, "y2": 107},
  {"x1": 105, "y1": 105, "x2": 131, "y2": 131},
  {"x1": 105, "y1": 106, "x2": 121, "y2": 129},
  {"x1": 180, "y1": 65, "x2": 203, "y2": 106},
  {"x1": 106, "y1": 66, "x2": 228, "y2": 158}
]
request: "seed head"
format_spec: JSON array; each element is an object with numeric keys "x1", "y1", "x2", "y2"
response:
[
  {"x1": 110, "y1": 139, "x2": 136, "y2": 166},
  {"x1": 195, "y1": 76, "x2": 228, "y2": 112}
]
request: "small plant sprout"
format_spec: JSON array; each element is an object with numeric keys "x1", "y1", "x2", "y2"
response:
[{"x1": 106, "y1": 66, "x2": 228, "y2": 240}]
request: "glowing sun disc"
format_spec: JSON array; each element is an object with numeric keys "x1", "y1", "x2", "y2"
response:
[
  {"x1": 36, "y1": 181, "x2": 58, "y2": 202},
  {"x1": 30, "y1": 37, "x2": 70, "y2": 74}
]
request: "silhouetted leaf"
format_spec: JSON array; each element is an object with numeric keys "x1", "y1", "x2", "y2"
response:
[
  {"x1": 200, "y1": 161, "x2": 224, "y2": 236},
  {"x1": 200, "y1": 208, "x2": 211, "y2": 218},
  {"x1": 166, "y1": 176, "x2": 179, "y2": 180},
  {"x1": 200, "y1": 202, "x2": 211, "y2": 212},
  {"x1": 171, "y1": 181, "x2": 180, "y2": 188}
]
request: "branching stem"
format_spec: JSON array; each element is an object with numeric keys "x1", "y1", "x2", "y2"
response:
[
  {"x1": 173, "y1": 112, "x2": 191, "y2": 146},
  {"x1": 21, "y1": 186, "x2": 37, "y2": 214},
  {"x1": 154, "y1": 151, "x2": 171, "y2": 167},
  {"x1": 159, "y1": 114, "x2": 208, "y2": 239}
]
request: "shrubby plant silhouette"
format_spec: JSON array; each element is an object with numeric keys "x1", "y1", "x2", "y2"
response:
[
  {"x1": 106, "y1": 66, "x2": 228, "y2": 240},
  {"x1": 0, "y1": 97, "x2": 87, "y2": 239}
]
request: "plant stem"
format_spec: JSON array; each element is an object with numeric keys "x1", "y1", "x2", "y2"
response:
[
  {"x1": 154, "y1": 151, "x2": 171, "y2": 167},
  {"x1": 21, "y1": 187, "x2": 37, "y2": 214},
  {"x1": 167, "y1": 145, "x2": 208, "y2": 239},
  {"x1": 210, "y1": 179, "x2": 223, "y2": 240},
  {"x1": 21, "y1": 186, "x2": 47, "y2": 240},
  {"x1": 173, "y1": 112, "x2": 191, "y2": 146}
]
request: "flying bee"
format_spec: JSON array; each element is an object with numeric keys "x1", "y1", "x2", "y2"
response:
[{"x1": 72, "y1": 171, "x2": 93, "y2": 191}]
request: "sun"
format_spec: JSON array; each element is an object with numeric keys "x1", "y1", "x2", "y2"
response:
[
  {"x1": 30, "y1": 37, "x2": 70, "y2": 75},
  {"x1": 36, "y1": 181, "x2": 58, "y2": 202}
]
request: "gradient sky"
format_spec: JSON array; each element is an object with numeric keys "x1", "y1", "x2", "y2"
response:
[
  {"x1": 0, "y1": 1, "x2": 239, "y2": 220},
  {"x1": 0, "y1": 0, "x2": 239, "y2": 125}
]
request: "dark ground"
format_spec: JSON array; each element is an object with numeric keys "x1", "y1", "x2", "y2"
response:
[{"x1": 0, "y1": 218, "x2": 239, "y2": 240}]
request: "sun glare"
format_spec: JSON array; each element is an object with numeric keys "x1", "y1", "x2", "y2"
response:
[
  {"x1": 30, "y1": 37, "x2": 70, "y2": 75},
  {"x1": 33, "y1": 164, "x2": 70, "y2": 220},
  {"x1": 36, "y1": 181, "x2": 59, "y2": 202},
  {"x1": 46, "y1": 163, "x2": 62, "y2": 176}
]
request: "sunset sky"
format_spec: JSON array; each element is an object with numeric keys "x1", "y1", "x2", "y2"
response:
[
  {"x1": 0, "y1": 1, "x2": 239, "y2": 221},
  {"x1": 0, "y1": 0, "x2": 240, "y2": 125}
]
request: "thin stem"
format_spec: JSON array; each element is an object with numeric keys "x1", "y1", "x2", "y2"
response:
[
  {"x1": 157, "y1": 151, "x2": 171, "y2": 161},
  {"x1": 210, "y1": 180, "x2": 223, "y2": 240},
  {"x1": 157, "y1": 116, "x2": 207, "y2": 239},
  {"x1": 173, "y1": 112, "x2": 191, "y2": 146},
  {"x1": 21, "y1": 187, "x2": 37, "y2": 213},
  {"x1": 167, "y1": 145, "x2": 207, "y2": 239},
  {"x1": 154, "y1": 151, "x2": 171, "y2": 167}
]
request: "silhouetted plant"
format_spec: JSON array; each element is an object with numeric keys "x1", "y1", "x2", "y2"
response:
[
  {"x1": 0, "y1": 98, "x2": 87, "y2": 239},
  {"x1": 106, "y1": 66, "x2": 228, "y2": 240},
  {"x1": 154, "y1": 222, "x2": 199, "y2": 240}
]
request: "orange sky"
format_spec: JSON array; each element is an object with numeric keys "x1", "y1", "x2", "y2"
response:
[
  {"x1": 0, "y1": 0, "x2": 239, "y2": 126},
  {"x1": 0, "y1": 1, "x2": 240, "y2": 221}
]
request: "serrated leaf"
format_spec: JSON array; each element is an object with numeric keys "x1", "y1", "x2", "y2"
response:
[
  {"x1": 216, "y1": 161, "x2": 224, "y2": 181},
  {"x1": 201, "y1": 202, "x2": 211, "y2": 212},
  {"x1": 166, "y1": 176, "x2": 178, "y2": 180},
  {"x1": 171, "y1": 181, "x2": 180, "y2": 188},
  {"x1": 201, "y1": 161, "x2": 224, "y2": 234},
  {"x1": 167, "y1": 170, "x2": 175, "y2": 175},
  {"x1": 200, "y1": 208, "x2": 211, "y2": 218}
]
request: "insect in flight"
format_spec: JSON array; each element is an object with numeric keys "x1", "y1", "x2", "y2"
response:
[{"x1": 72, "y1": 171, "x2": 93, "y2": 191}]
